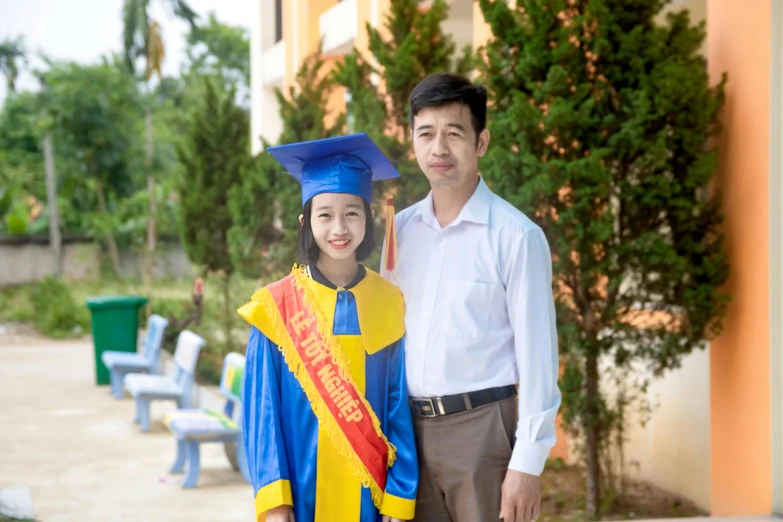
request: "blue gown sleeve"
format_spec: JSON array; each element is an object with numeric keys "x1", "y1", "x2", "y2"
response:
[
  {"x1": 379, "y1": 337, "x2": 419, "y2": 519},
  {"x1": 242, "y1": 326, "x2": 293, "y2": 519}
]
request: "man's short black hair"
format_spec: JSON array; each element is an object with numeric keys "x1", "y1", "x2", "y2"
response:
[
  {"x1": 409, "y1": 73, "x2": 488, "y2": 141},
  {"x1": 297, "y1": 197, "x2": 376, "y2": 265}
]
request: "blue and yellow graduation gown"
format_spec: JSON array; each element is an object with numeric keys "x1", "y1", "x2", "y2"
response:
[{"x1": 238, "y1": 266, "x2": 418, "y2": 522}]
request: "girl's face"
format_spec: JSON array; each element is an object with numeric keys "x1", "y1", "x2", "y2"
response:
[{"x1": 307, "y1": 192, "x2": 367, "y2": 262}]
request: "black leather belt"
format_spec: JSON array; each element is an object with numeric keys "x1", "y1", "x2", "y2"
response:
[{"x1": 410, "y1": 384, "x2": 517, "y2": 418}]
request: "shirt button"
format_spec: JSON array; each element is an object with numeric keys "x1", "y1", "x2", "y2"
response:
[
  {"x1": 424, "y1": 312, "x2": 429, "y2": 316},
  {"x1": 337, "y1": 294, "x2": 343, "y2": 301}
]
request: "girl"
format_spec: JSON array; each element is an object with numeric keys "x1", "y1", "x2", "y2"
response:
[{"x1": 238, "y1": 133, "x2": 418, "y2": 522}]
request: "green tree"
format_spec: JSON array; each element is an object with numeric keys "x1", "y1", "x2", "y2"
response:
[
  {"x1": 123, "y1": 0, "x2": 197, "y2": 290},
  {"x1": 185, "y1": 12, "x2": 250, "y2": 89},
  {"x1": 113, "y1": 77, "x2": 189, "y2": 250},
  {"x1": 227, "y1": 52, "x2": 344, "y2": 279},
  {"x1": 333, "y1": 0, "x2": 474, "y2": 210},
  {"x1": 0, "y1": 38, "x2": 34, "y2": 234},
  {"x1": 44, "y1": 59, "x2": 144, "y2": 277},
  {"x1": 476, "y1": 0, "x2": 729, "y2": 515},
  {"x1": 0, "y1": 36, "x2": 26, "y2": 96},
  {"x1": 177, "y1": 79, "x2": 249, "y2": 351},
  {"x1": 0, "y1": 91, "x2": 43, "y2": 199},
  {"x1": 226, "y1": 151, "x2": 279, "y2": 278}
]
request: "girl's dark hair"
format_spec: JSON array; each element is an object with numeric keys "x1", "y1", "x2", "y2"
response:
[
  {"x1": 297, "y1": 196, "x2": 376, "y2": 265},
  {"x1": 409, "y1": 73, "x2": 488, "y2": 142}
]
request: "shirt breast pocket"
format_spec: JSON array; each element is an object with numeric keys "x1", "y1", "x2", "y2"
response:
[{"x1": 443, "y1": 280, "x2": 498, "y2": 340}]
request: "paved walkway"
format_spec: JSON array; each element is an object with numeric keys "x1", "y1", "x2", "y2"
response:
[
  {"x1": 0, "y1": 335, "x2": 254, "y2": 522},
  {"x1": 2, "y1": 333, "x2": 782, "y2": 522}
]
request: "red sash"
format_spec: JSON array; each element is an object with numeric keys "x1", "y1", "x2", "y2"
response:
[{"x1": 266, "y1": 269, "x2": 394, "y2": 506}]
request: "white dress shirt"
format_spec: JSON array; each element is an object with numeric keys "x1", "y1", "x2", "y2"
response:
[{"x1": 382, "y1": 177, "x2": 562, "y2": 476}]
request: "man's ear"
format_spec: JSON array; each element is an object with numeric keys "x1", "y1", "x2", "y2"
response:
[
  {"x1": 477, "y1": 128, "x2": 491, "y2": 157},
  {"x1": 298, "y1": 214, "x2": 304, "y2": 226}
]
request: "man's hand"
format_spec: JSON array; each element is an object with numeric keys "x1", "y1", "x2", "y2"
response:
[
  {"x1": 499, "y1": 469, "x2": 541, "y2": 522},
  {"x1": 265, "y1": 505, "x2": 295, "y2": 522},
  {"x1": 381, "y1": 517, "x2": 405, "y2": 522}
]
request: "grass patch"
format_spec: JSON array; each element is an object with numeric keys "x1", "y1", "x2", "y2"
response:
[
  {"x1": 0, "y1": 277, "x2": 89, "y2": 338},
  {"x1": 30, "y1": 277, "x2": 91, "y2": 338},
  {"x1": 0, "y1": 284, "x2": 36, "y2": 324},
  {"x1": 0, "y1": 274, "x2": 263, "y2": 385}
]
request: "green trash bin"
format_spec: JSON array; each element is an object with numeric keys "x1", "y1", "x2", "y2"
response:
[{"x1": 86, "y1": 295, "x2": 149, "y2": 385}]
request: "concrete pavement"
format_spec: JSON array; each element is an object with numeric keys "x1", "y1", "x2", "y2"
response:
[
  {"x1": 1, "y1": 333, "x2": 781, "y2": 522},
  {"x1": 0, "y1": 335, "x2": 254, "y2": 522}
]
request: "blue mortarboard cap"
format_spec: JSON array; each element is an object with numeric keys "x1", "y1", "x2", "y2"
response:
[{"x1": 266, "y1": 133, "x2": 400, "y2": 206}]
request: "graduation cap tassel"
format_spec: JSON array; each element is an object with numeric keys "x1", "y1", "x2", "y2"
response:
[{"x1": 383, "y1": 192, "x2": 397, "y2": 275}]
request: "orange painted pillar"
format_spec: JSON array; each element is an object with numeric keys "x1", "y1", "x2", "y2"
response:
[{"x1": 707, "y1": 0, "x2": 772, "y2": 515}]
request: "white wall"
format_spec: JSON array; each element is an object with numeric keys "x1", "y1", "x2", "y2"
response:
[
  {"x1": 596, "y1": 346, "x2": 711, "y2": 510},
  {"x1": 259, "y1": 88, "x2": 283, "y2": 146},
  {"x1": 251, "y1": 0, "x2": 284, "y2": 153},
  {"x1": 442, "y1": 17, "x2": 473, "y2": 54},
  {"x1": 0, "y1": 242, "x2": 195, "y2": 285}
]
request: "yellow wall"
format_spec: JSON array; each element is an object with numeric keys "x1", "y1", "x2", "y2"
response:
[{"x1": 708, "y1": 0, "x2": 772, "y2": 515}]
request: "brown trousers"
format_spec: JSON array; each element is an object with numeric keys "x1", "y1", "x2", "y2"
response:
[{"x1": 412, "y1": 397, "x2": 517, "y2": 522}]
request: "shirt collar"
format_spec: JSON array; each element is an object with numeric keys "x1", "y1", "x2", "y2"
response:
[
  {"x1": 308, "y1": 264, "x2": 366, "y2": 290},
  {"x1": 416, "y1": 176, "x2": 492, "y2": 229}
]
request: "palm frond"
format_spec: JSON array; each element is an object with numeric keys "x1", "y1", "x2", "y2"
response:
[
  {"x1": 0, "y1": 36, "x2": 27, "y2": 92},
  {"x1": 122, "y1": 0, "x2": 195, "y2": 77},
  {"x1": 171, "y1": 0, "x2": 198, "y2": 26},
  {"x1": 122, "y1": 0, "x2": 151, "y2": 72}
]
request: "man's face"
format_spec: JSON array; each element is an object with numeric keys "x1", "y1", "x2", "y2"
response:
[{"x1": 411, "y1": 102, "x2": 490, "y2": 189}]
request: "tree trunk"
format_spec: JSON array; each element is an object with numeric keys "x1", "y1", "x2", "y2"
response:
[
  {"x1": 43, "y1": 132, "x2": 62, "y2": 276},
  {"x1": 222, "y1": 273, "x2": 233, "y2": 354},
  {"x1": 585, "y1": 351, "x2": 601, "y2": 519},
  {"x1": 94, "y1": 179, "x2": 122, "y2": 279},
  {"x1": 144, "y1": 105, "x2": 156, "y2": 289}
]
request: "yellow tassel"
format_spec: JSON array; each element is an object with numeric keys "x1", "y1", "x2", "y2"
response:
[{"x1": 383, "y1": 195, "x2": 397, "y2": 276}]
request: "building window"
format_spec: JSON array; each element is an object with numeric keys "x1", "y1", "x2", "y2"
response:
[{"x1": 275, "y1": 0, "x2": 283, "y2": 42}]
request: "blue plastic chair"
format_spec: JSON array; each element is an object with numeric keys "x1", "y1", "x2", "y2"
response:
[
  {"x1": 164, "y1": 352, "x2": 250, "y2": 488},
  {"x1": 123, "y1": 330, "x2": 205, "y2": 432},
  {"x1": 101, "y1": 314, "x2": 169, "y2": 399}
]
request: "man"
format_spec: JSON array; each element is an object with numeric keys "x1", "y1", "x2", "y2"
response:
[{"x1": 381, "y1": 73, "x2": 562, "y2": 522}]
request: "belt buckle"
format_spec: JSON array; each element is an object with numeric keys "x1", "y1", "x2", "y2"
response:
[{"x1": 413, "y1": 398, "x2": 443, "y2": 417}]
